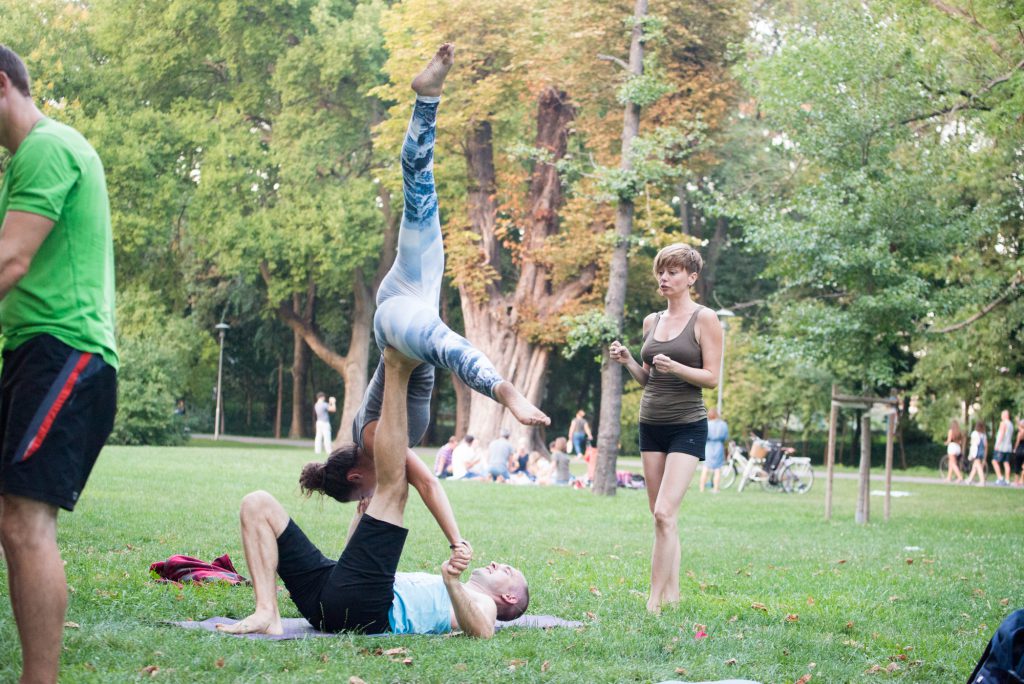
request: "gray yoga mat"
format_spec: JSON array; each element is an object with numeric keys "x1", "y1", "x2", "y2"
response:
[{"x1": 172, "y1": 614, "x2": 584, "y2": 640}]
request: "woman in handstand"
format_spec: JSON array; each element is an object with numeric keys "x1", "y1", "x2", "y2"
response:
[{"x1": 299, "y1": 44, "x2": 549, "y2": 546}]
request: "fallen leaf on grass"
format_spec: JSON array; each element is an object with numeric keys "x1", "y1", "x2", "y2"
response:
[
  {"x1": 836, "y1": 559, "x2": 848, "y2": 564},
  {"x1": 141, "y1": 665, "x2": 159, "y2": 677},
  {"x1": 888, "y1": 595, "x2": 900, "y2": 602},
  {"x1": 63, "y1": 621, "x2": 80, "y2": 629},
  {"x1": 750, "y1": 602, "x2": 768, "y2": 612},
  {"x1": 728, "y1": 615, "x2": 738, "y2": 623},
  {"x1": 886, "y1": 663, "x2": 900, "y2": 673},
  {"x1": 214, "y1": 658, "x2": 225, "y2": 669},
  {"x1": 349, "y1": 677, "x2": 367, "y2": 684},
  {"x1": 319, "y1": 653, "x2": 329, "y2": 663},
  {"x1": 785, "y1": 614, "x2": 799, "y2": 623},
  {"x1": 508, "y1": 659, "x2": 528, "y2": 667},
  {"x1": 905, "y1": 558, "x2": 914, "y2": 565},
  {"x1": 844, "y1": 621, "x2": 855, "y2": 631},
  {"x1": 402, "y1": 658, "x2": 413, "y2": 666},
  {"x1": 675, "y1": 667, "x2": 688, "y2": 675},
  {"x1": 795, "y1": 675, "x2": 812, "y2": 684},
  {"x1": 541, "y1": 661, "x2": 550, "y2": 673},
  {"x1": 809, "y1": 662, "x2": 817, "y2": 669},
  {"x1": 589, "y1": 586, "x2": 602, "y2": 597},
  {"x1": 806, "y1": 596, "x2": 815, "y2": 606},
  {"x1": 585, "y1": 611, "x2": 596, "y2": 620},
  {"x1": 1001, "y1": 598, "x2": 1010, "y2": 606},
  {"x1": 725, "y1": 658, "x2": 738, "y2": 666},
  {"x1": 973, "y1": 588, "x2": 985, "y2": 598},
  {"x1": 382, "y1": 647, "x2": 408, "y2": 656},
  {"x1": 453, "y1": 664, "x2": 467, "y2": 672},
  {"x1": 865, "y1": 665, "x2": 882, "y2": 674}
]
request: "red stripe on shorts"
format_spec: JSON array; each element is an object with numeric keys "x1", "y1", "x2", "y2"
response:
[{"x1": 21, "y1": 352, "x2": 93, "y2": 462}]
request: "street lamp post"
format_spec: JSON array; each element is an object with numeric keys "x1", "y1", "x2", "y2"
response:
[
  {"x1": 715, "y1": 309, "x2": 735, "y2": 415},
  {"x1": 213, "y1": 322, "x2": 231, "y2": 440}
]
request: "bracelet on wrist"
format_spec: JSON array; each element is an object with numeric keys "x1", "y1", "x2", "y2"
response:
[{"x1": 449, "y1": 539, "x2": 468, "y2": 549}]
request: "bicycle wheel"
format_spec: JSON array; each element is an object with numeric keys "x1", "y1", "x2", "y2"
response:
[
  {"x1": 760, "y1": 467, "x2": 785, "y2": 493},
  {"x1": 719, "y1": 462, "x2": 737, "y2": 489},
  {"x1": 938, "y1": 454, "x2": 949, "y2": 477},
  {"x1": 784, "y1": 461, "x2": 814, "y2": 494}
]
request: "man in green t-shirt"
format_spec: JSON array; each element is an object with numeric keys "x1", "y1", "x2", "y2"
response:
[{"x1": 0, "y1": 45, "x2": 118, "y2": 684}]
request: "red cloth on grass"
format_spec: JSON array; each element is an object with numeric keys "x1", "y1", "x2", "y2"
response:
[{"x1": 150, "y1": 554, "x2": 248, "y2": 585}]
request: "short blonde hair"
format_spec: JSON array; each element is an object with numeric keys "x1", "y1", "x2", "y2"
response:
[{"x1": 653, "y1": 243, "x2": 703, "y2": 278}]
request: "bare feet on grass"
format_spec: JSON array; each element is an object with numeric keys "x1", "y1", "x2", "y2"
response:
[
  {"x1": 494, "y1": 381, "x2": 550, "y2": 427},
  {"x1": 411, "y1": 43, "x2": 454, "y2": 97},
  {"x1": 216, "y1": 611, "x2": 283, "y2": 636}
]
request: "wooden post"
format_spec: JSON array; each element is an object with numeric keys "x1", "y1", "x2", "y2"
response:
[
  {"x1": 884, "y1": 409, "x2": 895, "y2": 521},
  {"x1": 856, "y1": 412, "x2": 872, "y2": 524},
  {"x1": 825, "y1": 396, "x2": 839, "y2": 521}
]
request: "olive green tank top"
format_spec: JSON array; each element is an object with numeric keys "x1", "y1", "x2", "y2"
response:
[{"x1": 639, "y1": 308, "x2": 707, "y2": 425}]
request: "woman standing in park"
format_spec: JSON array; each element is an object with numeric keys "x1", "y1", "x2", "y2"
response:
[
  {"x1": 964, "y1": 420, "x2": 988, "y2": 487},
  {"x1": 699, "y1": 409, "x2": 729, "y2": 493},
  {"x1": 944, "y1": 419, "x2": 964, "y2": 484},
  {"x1": 608, "y1": 243, "x2": 723, "y2": 614}
]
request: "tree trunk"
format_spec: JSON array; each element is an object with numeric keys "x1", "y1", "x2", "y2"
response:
[
  {"x1": 697, "y1": 216, "x2": 727, "y2": 303},
  {"x1": 289, "y1": 310, "x2": 309, "y2": 439},
  {"x1": 594, "y1": 0, "x2": 648, "y2": 496},
  {"x1": 274, "y1": 358, "x2": 283, "y2": 439},
  {"x1": 459, "y1": 88, "x2": 582, "y2": 453}
]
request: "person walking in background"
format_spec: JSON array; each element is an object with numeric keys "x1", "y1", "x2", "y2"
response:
[
  {"x1": 992, "y1": 410, "x2": 1014, "y2": 487},
  {"x1": 1013, "y1": 417, "x2": 1024, "y2": 487},
  {"x1": 567, "y1": 410, "x2": 593, "y2": 456},
  {"x1": 433, "y1": 435, "x2": 457, "y2": 478},
  {"x1": 313, "y1": 392, "x2": 337, "y2": 454},
  {"x1": 451, "y1": 434, "x2": 482, "y2": 480},
  {"x1": 965, "y1": 420, "x2": 988, "y2": 487},
  {"x1": 607, "y1": 243, "x2": 723, "y2": 614},
  {"x1": 699, "y1": 409, "x2": 729, "y2": 493},
  {"x1": 487, "y1": 428, "x2": 514, "y2": 482},
  {"x1": 0, "y1": 46, "x2": 119, "y2": 684},
  {"x1": 944, "y1": 419, "x2": 964, "y2": 484}
]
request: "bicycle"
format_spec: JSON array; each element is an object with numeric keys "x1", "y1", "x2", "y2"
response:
[{"x1": 733, "y1": 437, "x2": 814, "y2": 494}]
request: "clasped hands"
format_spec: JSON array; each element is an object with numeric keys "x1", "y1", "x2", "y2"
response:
[{"x1": 442, "y1": 539, "x2": 474, "y2": 580}]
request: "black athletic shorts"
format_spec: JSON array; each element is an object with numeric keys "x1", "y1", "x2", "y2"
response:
[
  {"x1": 276, "y1": 514, "x2": 407, "y2": 633},
  {"x1": 638, "y1": 418, "x2": 708, "y2": 460},
  {"x1": 0, "y1": 334, "x2": 117, "y2": 511}
]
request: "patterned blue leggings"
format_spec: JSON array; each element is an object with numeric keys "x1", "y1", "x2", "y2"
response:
[{"x1": 353, "y1": 97, "x2": 503, "y2": 447}]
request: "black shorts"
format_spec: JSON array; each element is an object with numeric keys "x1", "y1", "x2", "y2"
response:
[
  {"x1": 276, "y1": 514, "x2": 407, "y2": 633},
  {"x1": 1014, "y1": 448, "x2": 1024, "y2": 473},
  {"x1": 0, "y1": 335, "x2": 117, "y2": 511},
  {"x1": 639, "y1": 419, "x2": 707, "y2": 459}
]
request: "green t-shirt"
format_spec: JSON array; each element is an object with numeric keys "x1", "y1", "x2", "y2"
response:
[{"x1": 0, "y1": 118, "x2": 118, "y2": 369}]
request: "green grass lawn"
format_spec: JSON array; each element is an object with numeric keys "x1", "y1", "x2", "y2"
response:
[{"x1": 1, "y1": 446, "x2": 1021, "y2": 683}]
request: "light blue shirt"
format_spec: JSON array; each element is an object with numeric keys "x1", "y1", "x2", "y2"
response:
[
  {"x1": 388, "y1": 572, "x2": 453, "y2": 635},
  {"x1": 705, "y1": 418, "x2": 729, "y2": 461}
]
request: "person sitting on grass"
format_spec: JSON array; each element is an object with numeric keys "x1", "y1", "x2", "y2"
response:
[{"x1": 219, "y1": 349, "x2": 529, "y2": 638}]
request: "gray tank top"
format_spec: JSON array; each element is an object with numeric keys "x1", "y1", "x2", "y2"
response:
[{"x1": 639, "y1": 308, "x2": 707, "y2": 425}]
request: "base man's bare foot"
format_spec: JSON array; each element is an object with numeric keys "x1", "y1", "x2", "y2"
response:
[
  {"x1": 494, "y1": 381, "x2": 550, "y2": 426},
  {"x1": 411, "y1": 43, "x2": 454, "y2": 97},
  {"x1": 216, "y1": 612, "x2": 283, "y2": 635},
  {"x1": 383, "y1": 346, "x2": 421, "y2": 374}
]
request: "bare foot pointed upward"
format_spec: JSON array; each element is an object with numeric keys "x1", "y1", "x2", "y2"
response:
[{"x1": 411, "y1": 43, "x2": 454, "y2": 97}]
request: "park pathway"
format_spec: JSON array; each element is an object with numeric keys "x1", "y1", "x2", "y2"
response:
[{"x1": 191, "y1": 433, "x2": 959, "y2": 486}]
